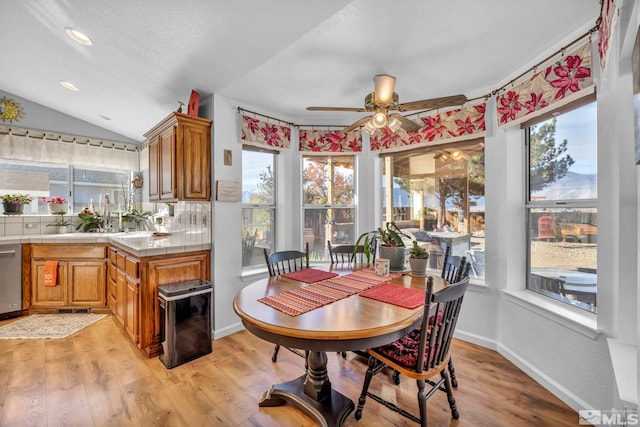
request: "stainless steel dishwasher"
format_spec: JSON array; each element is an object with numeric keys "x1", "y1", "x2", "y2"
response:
[{"x1": 0, "y1": 244, "x2": 22, "y2": 318}]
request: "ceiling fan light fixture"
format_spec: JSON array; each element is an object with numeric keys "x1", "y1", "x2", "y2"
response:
[
  {"x1": 388, "y1": 116, "x2": 402, "y2": 133},
  {"x1": 363, "y1": 120, "x2": 377, "y2": 135},
  {"x1": 372, "y1": 108, "x2": 387, "y2": 128}
]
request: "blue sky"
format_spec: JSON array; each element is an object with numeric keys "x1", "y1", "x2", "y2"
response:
[{"x1": 554, "y1": 102, "x2": 597, "y2": 175}]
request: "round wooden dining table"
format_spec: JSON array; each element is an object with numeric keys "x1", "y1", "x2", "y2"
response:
[{"x1": 233, "y1": 264, "x2": 447, "y2": 427}]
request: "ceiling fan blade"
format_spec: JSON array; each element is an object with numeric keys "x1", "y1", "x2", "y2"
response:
[
  {"x1": 307, "y1": 106, "x2": 368, "y2": 112},
  {"x1": 374, "y1": 74, "x2": 396, "y2": 105},
  {"x1": 397, "y1": 94, "x2": 468, "y2": 112},
  {"x1": 390, "y1": 114, "x2": 421, "y2": 132},
  {"x1": 344, "y1": 116, "x2": 373, "y2": 132}
]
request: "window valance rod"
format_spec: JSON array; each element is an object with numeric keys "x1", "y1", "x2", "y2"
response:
[{"x1": 237, "y1": 106, "x2": 295, "y2": 127}]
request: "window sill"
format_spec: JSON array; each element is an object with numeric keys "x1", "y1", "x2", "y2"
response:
[
  {"x1": 501, "y1": 289, "x2": 600, "y2": 339},
  {"x1": 241, "y1": 267, "x2": 268, "y2": 282}
]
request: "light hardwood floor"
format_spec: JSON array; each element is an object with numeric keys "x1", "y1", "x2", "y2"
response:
[{"x1": 0, "y1": 315, "x2": 578, "y2": 426}]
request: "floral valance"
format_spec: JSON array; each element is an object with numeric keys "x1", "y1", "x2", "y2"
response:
[
  {"x1": 240, "y1": 114, "x2": 291, "y2": 151},
  {"x1": 299, "y1": 129, "x2": 362, "y2": 153},
  {"x1": 598, "y1": 0, "x2": 618, "y2": 73},
  {"x1": 496, "y1": 42, "x2": 594, "y2": 128},
  {"x1": 370, "y1": 103, "x2": 486, "y2": 153}
]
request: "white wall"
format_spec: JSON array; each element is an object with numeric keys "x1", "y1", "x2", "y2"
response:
[{"x1": 208, "y1": 5, "x2": 640, "y2": 415}]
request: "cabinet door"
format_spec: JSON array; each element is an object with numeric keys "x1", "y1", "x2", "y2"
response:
[
  {"x1": 115, "y1": 269, "x2": 126, "y2": 326},
  {"x1": 179, "y1": 121, "x2": 211, "y2": 200},
  {"x1": 68, "y1": 261, "x2": 106, "y2": 307},
  {"x1": 125, "y1": 276, "x2": 139, "y2": 344},
  {"x1": 148, "y1": 137, "x2": 160, "y2": 201},
  {"x1": 31, "y1": 261, "x2": 67, "y2": 307},
  {"x1": 159, "y1": 126, "x2": 176, "y2": 200},
  {"x1": 140, "y1": 252, "x2": 210, "y2": 356}
]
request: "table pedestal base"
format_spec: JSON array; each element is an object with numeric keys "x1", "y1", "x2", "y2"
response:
[{"x1": 259, "y1": 375, "x2": 354, "y2": 427}]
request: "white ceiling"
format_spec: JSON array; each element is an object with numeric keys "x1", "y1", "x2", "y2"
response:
[{"x1": 0, "y1": 1, "x2": 600, "y2": 143}]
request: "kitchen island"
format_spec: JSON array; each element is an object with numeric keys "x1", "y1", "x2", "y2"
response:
[{"x1": 12, "y1": 231, "x2": 211, "y2": 357}]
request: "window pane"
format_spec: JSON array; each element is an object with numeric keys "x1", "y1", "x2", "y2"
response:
[
  {"x1": 0, "y1": 160, "x2": 69, "y2": 214},
  {"x1": 242, "y1": 208, "x2": 275, "y2": 268},
  {"x1": 528, "y1": 208, "x2": 597, "y2": 312},
  {"x1": 72, "y1": 168, "x2": 131, "y2": 214},
  {"x1": 529, "y1": 103, "x2": 597, "y2": 201},
  {"x1": 526, "y1": 100, "x2": 597, "y2": 313},
  {"x1": 381, "y1": 141, "x2": 485, "y2": 278},
  {"x1": 304, "y1": 207, "x2": 355, "y2": 261},
  {"x1": 242, "y1": 151, "x2": 274, "y2": 205},
  {"x1": 303, "y1": 156, "x2": 354, "y2": 205}
]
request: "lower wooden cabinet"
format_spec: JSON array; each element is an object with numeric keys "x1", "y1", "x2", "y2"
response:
[
  {"x1": 30, "y1": 245, "x2": 107, "y2": 308},
  {"x1": 108, "y1": 246, "x2": 210, "y2": 357}
]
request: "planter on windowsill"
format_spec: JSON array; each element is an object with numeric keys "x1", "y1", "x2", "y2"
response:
[
  {"x1": 48, "y1": 202, "x2": 68, "y2": 215},
  {"x1": 2, "y1": 202, "x2": 25, "y2": 215}
]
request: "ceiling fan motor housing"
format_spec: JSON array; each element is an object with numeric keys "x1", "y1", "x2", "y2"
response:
[{"x1": 365, "y1": 92, "x2": 399, "y2": 110}]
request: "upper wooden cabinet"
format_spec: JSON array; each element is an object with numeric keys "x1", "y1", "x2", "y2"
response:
[{"x1": 144, "y1": 112, "x2": 212, "y2": 202}]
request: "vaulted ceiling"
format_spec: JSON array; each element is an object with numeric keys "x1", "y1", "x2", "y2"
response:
[{"x1": 0, "y1": 1, "x2": 600, "y2": 143}]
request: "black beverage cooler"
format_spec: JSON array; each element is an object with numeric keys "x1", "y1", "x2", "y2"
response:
[{"x1": 158, "y1": 279, "x2": 213, "y2": 369}]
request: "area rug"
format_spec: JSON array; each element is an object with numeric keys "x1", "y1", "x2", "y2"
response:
[{"x1": 0, "y1": 313, "x2": 108, "y2": 339}]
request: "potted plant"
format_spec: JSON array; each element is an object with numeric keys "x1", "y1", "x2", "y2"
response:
[
  {"x1": 41, "y1": 196, "x2": 68, "y2": 214},
  {"x1": 354, "y1": 222, "x2": 410, "y2": 270},
  {"x1": 121, "y1": 208, "x2": 152, "y2": 231},
  {"x1": 1, "y1": 193, "x2": 32, "y2": 215},
  {"x1": 408, "y1": 240, "x2": 429, "y2": 276}
]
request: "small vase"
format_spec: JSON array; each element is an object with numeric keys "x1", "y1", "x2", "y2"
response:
[
  {"x1": 48, "y1": 202, "x2": 68, "y2": 215},
  {"x1": 2, "y1": 202, "x2": 25, "y2": 215}
]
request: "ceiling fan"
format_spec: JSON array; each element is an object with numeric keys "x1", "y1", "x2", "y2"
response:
[{"x1": 306, "y1": 74, "x2": 467, "y2": 134}]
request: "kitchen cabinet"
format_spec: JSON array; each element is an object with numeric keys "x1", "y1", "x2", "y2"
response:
[
  {"x1": 145, "y1": 112, "x2": 212, "y2": 202},
  {"x1": 109, "y1": 245, "x2": 210, "y2": 357},
  {"x1": 30, "y1": 244, "x2": 107, "y2": 308},
  {"x1": 108, "y1": 247, "x2": 140, "y2": 344}
]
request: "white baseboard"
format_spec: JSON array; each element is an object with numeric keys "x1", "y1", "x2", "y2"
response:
[
  {"x1": 454, "y1": 329, "x2": 498, "y2": 351},
  {"x1": 213, "y1": 322, "x2": 244, "y2": 340},
  {"x1": 497, "y1": 342, "x2": 592, "y2": 412}
]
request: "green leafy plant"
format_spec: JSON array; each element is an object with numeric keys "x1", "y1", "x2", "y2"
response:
[
  {"x1": 408, "y1": 240, "x2": 429, "y2": 259},
  {"x1": 121, "y1": 208, "x2": 152, "y2": 228},
  {"x1": 354, "y1": 222, "x2": 410, "y2": 262},
  {"x1": 76, "y1": 212, "x2": 104, "y2": 232},
  {"x1": 1, "y1": 193, "x2": 32, "y2": 204}
]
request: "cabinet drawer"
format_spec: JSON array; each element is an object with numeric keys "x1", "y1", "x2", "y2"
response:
[
  {"x1": 125, "y1": 257, "x2": 139, "y2": 278},
  {"x1": 116, "y1": 252, "x2": 127, "y2": 270},
  {"x1": 33, "y1": 244, "x2": 107, "y2": 259},
  {"x1": 108, "y1": 264, "x2": 117, "y2": 282},
  {"x1": 109, "y1": 247, "x2": 118, "y2": 265}
]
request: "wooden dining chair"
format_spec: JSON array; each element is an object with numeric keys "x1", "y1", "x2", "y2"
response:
[
  {"x1": 327, "y1": 241, "x2": 376, "y2": 264},
  {"x1": 263, "y1": 243, "x2": 310, "y2": 363},
  {"x1": 439, "y1": 246, "x2": 469, "y2": 388},
  {"x1": 355, "y1": 275, "x2": 470, "y2": 427}
]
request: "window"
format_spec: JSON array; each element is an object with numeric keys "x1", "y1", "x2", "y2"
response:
[
  {"x1": 0, "y1": 160, "x2": 131, "y2": 215},
  {"x1": 525, "y1": 101, "x2": 597, "y2": 313},
  {"x1": 242, "y1": 149, "x2": 276, "y2": 268},
  {"x1": 382, "y1": 140, "x2": 485, "y2": 277},
  {"x1": 302, "y1": 155, "x2": 355, "y2": 261}
]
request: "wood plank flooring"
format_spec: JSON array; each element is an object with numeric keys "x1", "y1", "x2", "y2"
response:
[{"x1": 0, "y1": 315, "x2": 578, "y2": 426}]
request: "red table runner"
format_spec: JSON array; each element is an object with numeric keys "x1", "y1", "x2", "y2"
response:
[
  {"x1": 281, "y1": 268, "x2": 339, "y2": 283},
  {"x1": 259, "y1": 268, "x2": 400, "y2": 316},
  {"x1": 359, "y1": 283, "x2": 426, "y2": 309}
]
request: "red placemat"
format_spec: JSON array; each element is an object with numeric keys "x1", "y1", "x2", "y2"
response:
[
  {"x1": 281, "y1": 268, "x2": 339, "y2": 283},
  {"x1": 359, "y1": 283, "x2": 426, "y2": 309}
]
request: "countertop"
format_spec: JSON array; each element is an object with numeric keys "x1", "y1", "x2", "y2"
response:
[{"x1": 0, "y1": 231, "x2": 211, "y2": 257}]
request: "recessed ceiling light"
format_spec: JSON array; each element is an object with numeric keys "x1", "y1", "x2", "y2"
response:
[
  {"x1": 59, "y1": 80, "x2": 79, "y2": 91},
  {"x1": 98, "y1": 114, "x2": 112, "y2": 121},
  {"x1": 65, "y1": 27, "x2": 92, "y2": 46}
]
